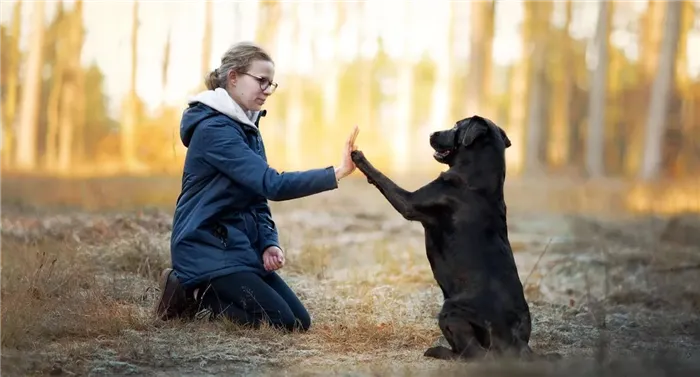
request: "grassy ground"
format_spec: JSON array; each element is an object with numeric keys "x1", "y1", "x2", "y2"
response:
[{"x1": 2, "y1": 175, "x2": 700, "y2": 376}]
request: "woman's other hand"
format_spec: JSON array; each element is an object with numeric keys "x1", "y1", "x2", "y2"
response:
[
  {"x1": 335, "y1": 125, "x2": 360, "y2": 181},
  {"x1": 263, "y1": 246, "x2": 285, "y2": 271}
]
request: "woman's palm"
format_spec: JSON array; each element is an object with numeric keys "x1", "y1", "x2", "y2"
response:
[{"x1": 339, "y1": 126, "x2": 359, "y2": 178}]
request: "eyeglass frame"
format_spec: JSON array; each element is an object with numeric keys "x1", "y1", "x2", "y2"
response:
[{"x1": 241, "y1": 72, "x2": 278, "y2": 94}]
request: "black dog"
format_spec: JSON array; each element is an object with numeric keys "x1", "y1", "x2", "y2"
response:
[{"x1": 351, "y1": 115, "x2": 538, "y2": 361}]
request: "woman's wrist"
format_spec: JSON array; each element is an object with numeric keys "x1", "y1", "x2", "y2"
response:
[{"x1": 334, "y1": 166, "x2": 343, "y2": 182}]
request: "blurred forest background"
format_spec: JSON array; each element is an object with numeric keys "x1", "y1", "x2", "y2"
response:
[{"x1": 1, "y1": 0, "x2": 700, "y2": 184}]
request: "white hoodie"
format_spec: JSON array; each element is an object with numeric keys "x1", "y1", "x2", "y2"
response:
[{"x1": 187, "y1": 88, "x2": 263, "y2": 129}]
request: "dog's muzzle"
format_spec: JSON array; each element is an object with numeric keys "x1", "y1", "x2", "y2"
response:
[{"x1": 430, "y1": 131, "x2": 455, "y2": 161}]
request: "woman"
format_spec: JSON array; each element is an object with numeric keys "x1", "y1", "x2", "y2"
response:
[{"x1": 154, "y1": 41, "x2": 359, "y2": 332}]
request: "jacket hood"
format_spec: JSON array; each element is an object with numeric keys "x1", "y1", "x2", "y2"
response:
[{"x1": 180, "y1": 88, "x2": 264, "y2": 147}]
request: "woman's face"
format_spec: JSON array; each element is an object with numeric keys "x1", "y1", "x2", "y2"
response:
[{"x1": 228, "y1": 59, "x2": 277, "y2": 112}]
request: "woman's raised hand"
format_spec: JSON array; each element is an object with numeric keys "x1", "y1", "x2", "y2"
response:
[{"x1": 334, "y1": 125, "x2": 359, "y2": 182}]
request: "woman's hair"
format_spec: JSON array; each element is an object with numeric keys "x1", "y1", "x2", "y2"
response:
[{"x1": 205, "y1": 41, "x2": 274, "y2": 90}]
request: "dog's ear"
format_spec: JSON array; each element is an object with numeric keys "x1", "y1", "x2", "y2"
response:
[
  {"x1": 498, "y1": 127, "x2": 511, "y2": 149},
  {"x1": 460, "y1": 117, "x2": 488, "y2": 147},
  {"x1": 480, "y1": 116, "x2": 512, "y2": 149}
]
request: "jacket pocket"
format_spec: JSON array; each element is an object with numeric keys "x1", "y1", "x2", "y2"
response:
[
  {"x1": 211, "y1": 223, "x2": 229, "y2": 249},
  {"x1": 211, "y1": 213, "x2": 256, "y2": 250}
]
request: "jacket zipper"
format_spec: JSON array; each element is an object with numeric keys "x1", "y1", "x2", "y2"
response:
[{"x1": 214, "y1": 224, "x2": 227, "y2": 248}]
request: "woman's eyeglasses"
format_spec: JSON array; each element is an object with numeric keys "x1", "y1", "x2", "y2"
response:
[{"x1": 242, "y1": 72, "x2": 278, "y2": 94}]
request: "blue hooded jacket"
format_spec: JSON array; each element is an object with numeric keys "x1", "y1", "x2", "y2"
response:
[{"x1": 170, "y1": 88, "x2": 339, "y2": 288}]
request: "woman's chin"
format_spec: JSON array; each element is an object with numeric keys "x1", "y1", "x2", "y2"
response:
[{"x1": 249, "y1": 100, "x2": 265, "y2": 111}]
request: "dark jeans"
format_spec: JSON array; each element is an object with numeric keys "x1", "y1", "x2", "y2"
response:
[{"x1": 197, "y1": 271, "x2": 311, "y2": 332}]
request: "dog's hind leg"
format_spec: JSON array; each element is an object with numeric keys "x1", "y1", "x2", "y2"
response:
[{"x1": 424, "y1": 310, "x2": 487, "y2": 361}]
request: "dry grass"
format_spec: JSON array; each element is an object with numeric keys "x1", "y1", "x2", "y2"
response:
[
  {"x1": 1, "y1": 237, "x2": 149, "y2": 350},
  {"x1": 3, "y1": 176, "x2": 700, "y2": 376}
]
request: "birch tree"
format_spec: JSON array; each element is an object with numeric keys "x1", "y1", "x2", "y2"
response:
[
  {"x1": 1, "y1": 1, "x2": 22, "y2": 168},
  {"x1": 625, "y1": 1, "x2": 664, "y2": 175},
  {"x1": 506, "y1": 3, "x2": 531, "y2": 174},
  {"x1": 284, "y1": 2, "x2": 303, "y2": 169},
  {"x1": 675, "y1": 1, "x2": 696, "y2": 176},
  {"x1": 639, "y1": 1, "x2": 682, "y2": 181},
  {"x1": 201, "y1": 1, "x2": 213, "y2": 89},
  {"x1": 45, "y1": 2, "x2": 67, "y2": 170},
  {"x1": 585, "y1": 0, "x2": 612, "y2": 178},
  {"x1": 15, "y1": 0, "x2": 46, "y2": 171},
  {"x1": 428, "y1": 2, "x2": 453, "y2": 135},
  {"x1": 524, "y1": 1, "x2": 552, "y2": 174},
  {"x1": 392, "y1": 3, "x2": 414, "y2": 175},
  {"x1": 57, "y1": 0, "x2": 85, "y2": 172},
  {"x1": 465, "y1": 0, "x2": 495, "y2": 117},
  {"x1": 121, "y1": 0, "x2": 139, "y2": 169},
  {"x1": 547, "y1": 0, "x2": 573, "y2": 169}
]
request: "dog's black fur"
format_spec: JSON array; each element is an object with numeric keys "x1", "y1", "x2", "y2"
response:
[{"x1": 351, "y1": 115, "x2": 546, "y2": 361}]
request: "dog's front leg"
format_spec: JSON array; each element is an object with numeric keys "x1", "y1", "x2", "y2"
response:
[{"x1": 351, "y1": 151, "x2": 448, "y2": 223}]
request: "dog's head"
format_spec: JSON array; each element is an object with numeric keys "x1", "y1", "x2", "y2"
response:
[{"x1": 429, "y1": 115, "x2": 511, "y2": 166}]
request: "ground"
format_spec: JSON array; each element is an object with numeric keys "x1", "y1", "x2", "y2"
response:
[{"x1": 2, "y1": 175, "x2": 700, "y2": 376}]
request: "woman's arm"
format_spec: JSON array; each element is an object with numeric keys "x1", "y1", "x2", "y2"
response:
[
  {"x1": 253, "y1": 199, "x2": 280, "y2": 253},
  {"x1": 195, "y1": 120, "x2": 339, "y2": 201}
]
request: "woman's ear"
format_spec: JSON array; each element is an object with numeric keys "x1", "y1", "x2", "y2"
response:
[{"x1": 228, "y1": 70, "x2": 237, "y2": 86}]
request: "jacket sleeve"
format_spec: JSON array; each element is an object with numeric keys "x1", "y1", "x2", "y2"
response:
[
  {"x1": 197, "y1": 120, "x2": 339, "y2": 201},
  {"x1": 253, "y1": 200, "x2": 280, "y2": 254}
]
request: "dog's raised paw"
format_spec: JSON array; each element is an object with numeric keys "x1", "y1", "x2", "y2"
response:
[
  {"x1": 423, "y1": 346, "x2": 456, "y2": 360},
  {"x1": 350, "y1": 150, "x2": 365, "y2": 163}
]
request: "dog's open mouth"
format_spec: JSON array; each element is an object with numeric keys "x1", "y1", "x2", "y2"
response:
[{"x1": 433, "y1": 149, "x2": 453, "y2": 160}]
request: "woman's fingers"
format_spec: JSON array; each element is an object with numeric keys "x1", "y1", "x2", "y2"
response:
[
  {"x1": 350, "y1": 125, "x2": 359, "y2": 147},
  {"x1": 346, "y1": 125, "x2": 359, "y2": 149}
]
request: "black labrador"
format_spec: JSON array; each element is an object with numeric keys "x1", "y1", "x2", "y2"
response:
[{"x1": 350, "y1": 115, "x2": 541, "y2": 361}]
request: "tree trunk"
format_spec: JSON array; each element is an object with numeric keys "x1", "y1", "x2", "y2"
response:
[
  {"x1": 15, "y1": 0, "x2": 45, "y2": 171},
  {"x1": 320, "y1": 2, "x2": 341, "y2": 131},
  {"x1": 585, "y1": 0, "x2": 612, "y2": 178},
  {"x1": 285, "y1": 3, "x2": 303, "y2": 170},
  {"x1": 45, "y1": 42, "x2": 64, "y2": 171},
  {"x1": 57, "y1": 0, "x2": 85, "y2": 172},
  {"x1": 640, "y1": 1, "x2": 666, "y2": 79},
  {"x1": 506, "y1": 3, "x2": 532, "y2": 175},
  {"x1": 429, "y1": 2, "x2": 452, "y2": 134},
  {"x1": 465, "y1": 0, "x2": 495, "y2": 116},
  {"x1": 670, "y1": 1, "x2": 694, "y2": 177},
  {"x1": 392, "y1": 5, "x2": 413, "y2": 175},
  {"x1": 201, "y1": 1, "x2": 213, "y2": 88},
  {"x1": 256, "y1": 0, "x2": 280, "y2": 51},
  {"x1": 639, "y1": 1, "x2": 682, "y2": 181},
  {"x1": 162, "y1": 28, "x2": 171, "y2": 96},
  {"x1": 45, "y1": 2, "x2": 66, "y2": 171},
  {"x1": 2, "y1": 1, "x2": 22, "y2": 168},
  {"x1": 524, "y1": 2, "x2": 552, "y2": 174},
  {"x1": 122, "y1": 1, "x2": 139, "y2": 169},
  {"x1": 73, "y1": 1, "x2": 86, "y2": 166},
  {"x1": 358, "y1": 1, "x2": 373, "y2": 136},
  {"x1": 546, "y1": 0, "x2": 573, "y2": 170},
  {"x1": 625, "y1": 1, "x2": 665, "y2": 176}
]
